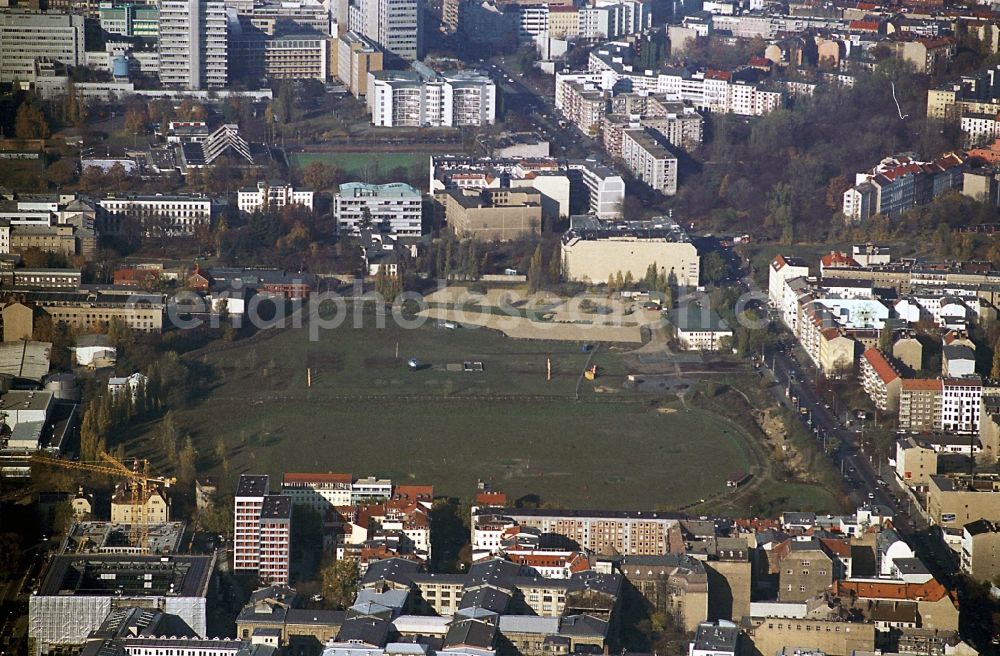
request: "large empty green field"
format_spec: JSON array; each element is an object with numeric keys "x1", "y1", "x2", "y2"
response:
[
  {"x1": 132, "y1": 311, "x2": 839, "y2": 513},
  {"x1": 290, "y1": 152, "x2": 429, "y2": 181}
]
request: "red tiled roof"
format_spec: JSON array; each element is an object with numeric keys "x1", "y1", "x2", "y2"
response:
[
  {"x1": 475, "y1": 491, "x2": 508, "y2": 506},
  {"x1": 705, "y1": 69, "x2": 732, "y2": 81},
  {"x1": 394, "y1": 485, "x2": 433, "y2": 501},
  {"x1": 834, "y1": 578, "x2": 952, "y2": 604},
  {"x1": 863, "y1": 348, "x2": 899, "y2": 384},
  {"x1": 850, "y1": 19, "x2": 880, "y2": 30},
  {"x1": 819, "y1": 537, "x2": 851, "y2": 558},
  {"x1": 901, "y1": 378, "x2": 941, "y2": 391},
  {"x1": 821, "y1": 251, "x2": 861, "y2": 268}
]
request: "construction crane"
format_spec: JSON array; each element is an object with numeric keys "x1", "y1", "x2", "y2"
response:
[{"x1": 32, "y1": 452, "x2": 175, "y2": 550}]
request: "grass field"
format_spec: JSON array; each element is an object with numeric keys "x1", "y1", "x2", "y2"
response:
[
  {"x1": 125, "y1": 314, "x2": 778, "y2": 511},
  {"x1": 290, "y1": 152, "x2": 429, "y2": 181}
]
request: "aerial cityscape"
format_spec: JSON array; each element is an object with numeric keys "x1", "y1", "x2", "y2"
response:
[{"x1": 4, "y1": 0, "x2": 1000, "y2": 654}]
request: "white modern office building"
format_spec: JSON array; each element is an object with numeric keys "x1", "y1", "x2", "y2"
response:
[
  {"x1": 0, "y1": 10, "x2": 85, "y2": 84},
  {"x1": 158, "y1": 0, "x2": 227, "y2": 89},
  {"x1": 334, "y1": 182, "x2": 423, "y2": 237},
  {"x1": 348, "y1": 0, "x2": 422, "y2": 61}
]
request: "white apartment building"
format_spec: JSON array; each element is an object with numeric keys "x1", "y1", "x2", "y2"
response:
[
  {"x1": 352, "y1": 476, "x2": 393, "y2": 502},
  {"x1": 122, "y1": 637, "x2": 252, "y2": 656},
  {"x1": 158, "y1": 0, "x2": 227, "y2": 89},
  {"x1": 98, "y1": 194, "x2": 213, "y2": 236},
  {"x1": 576, "y1": 43, "x2": 783, "y2": 117},
  {"x1": 515, "y1": 4, "x2": 548, "y2": 38},
  {"x1": 367, "y1": 69, "x2": 495, "y2": 127},
  {"x1": 334, "y1": 182, "x2": 423, "y2": 237},
  {"x1": 567, "y1": 159, "x2": 626, "y2": 219},
  {"x1": 621, "y1": 128, "x2": 678, "y2": 195},
  {"x1": 281, "y1": 473, "x2": 353, "y2": 512},
  {"x1": 234, "y1": 474, "x2": 268, "y2": 573},
  {"x1": 348, "y1": 0, "x2": 421, "y2": 61},
  {"x1": 941, "y1": 378, "x2": 982, "y2": 434},
  {"x1": 767, "y1": 254, "x2": 809, "y2": 310},
  {"x1": 577, "y1": 1, "x2": 648, "y2": 39},
  {"x1": 237, "y1": 182, "x2": 314, "y2": 213},
  {"x1": 0, "y1": 11, "x2": 85, "y2": 83}
]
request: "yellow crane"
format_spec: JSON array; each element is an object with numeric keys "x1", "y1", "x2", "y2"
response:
[{"x1": 31, "y1": 452, "x2": 175, "y2": 550}]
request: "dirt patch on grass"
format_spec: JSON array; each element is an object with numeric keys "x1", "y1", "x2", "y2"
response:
[
  {"x1": 752, "y1": 406, "x2": 820, "y2": 483},
  {"x1": 307, "y1": 351, "x2": 346, "y2": 372}
]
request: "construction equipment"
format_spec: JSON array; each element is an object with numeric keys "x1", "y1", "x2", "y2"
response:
[
  {"x1": 32, "y1": 452, "x2": 174, "y2": 550},
  {"x1": 584, "y1": 365, "x2": 598, "y2": 381}
]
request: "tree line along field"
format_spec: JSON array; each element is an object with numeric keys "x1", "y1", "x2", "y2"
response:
[{"x1": 129, "y1": 315, "x2": 839, "y2": 513}]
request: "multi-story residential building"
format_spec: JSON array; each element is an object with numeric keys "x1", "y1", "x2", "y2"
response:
[
  {"x1": 110, "y1": 483, "x2": 170, "y2": 525},
  {"x1": 619, "y1": 554, "x2": 708, "y2": 632},
  {"x1": 367, "y1": 68, "x2": 495, "y2": 127},
  {"x1": 776, "y1": 540, "x2": 833, "y2": 602},
  {"x1": 7, "y1": 289, "x2": 165, "y2": 333},
  {"x1": 337, "y1": 31, "x2": 383, "y2": 97},
  {"x1": 281, "y1": 472, "x2": 354, "y2": 512},
  {"x1": 475, "y1": 508, "x2": 682, "y2": 556},
  {"x1": 548, "y1": 4, "x2": 578, "y2": 38},
  {"x1": 899, "y1": 379, "x2": 943, "y2": 433},
  {"x1": 767, "y1": 254, "x2": 809, "y2": 315},
  {"x1": 941, "y1": 377, "x2": 982, "y2": 433},
  {"x1": 0, "y1": 10, "x2": 85, "y2": 84},
  {"x1": 564, "y1": 43, "x2": 783, "y2": 117},
  {"x1": 621, "y1": 129, "x2": 678, "y2": 195},
  {"x1": 895, "y1": 437, "x2": 939, "y2": 488},
  {"x1": 99, "y1": 3, "x2": 159, "y2": 37},
  {"x1": 927, "y1": 473, "x2": 1000, "y2": 531},
  {"x1": 741, "y1": 617, "x2": 875, "y2": 656},
  {"x1": 561, "y1": 215, "x2": 700, "y2": 287},
  {"x1": 860, "y1": 347, "x2": 902, "y2": 412},
  {"x1": 577, "y1": 0, "x2": 649, "y2": 39},
  {"x1": 334, "y1": 182, "x2": 423, "y2": 237},
  {"x1": 842, "y1": 153, "x2": 966, "y2": 223},
  {"x1": 12, "y1": 268, "x2": 82, "y2": 289},
  {"x1": 961, "y1": 519, "x2": 1000, "y2": 583},
  {"x1": 566, "y1": 160, "x2": 625, "y2": 219},
  {"x1": 98, "y1": 194, "x2": 213, "y2": 236},
  {"x1": 980, "y1": 395, "x2": 1000, "y2": 462},
  {"x1": 440, "y1": 188, "x2": 542, "y2": 241},
  {"x1": 234, "y1": 474, "x2": 269, "y2": 574},
  {"x1": 158, "y1": 0, "x2": 227, "y2": 90},
  {"x1": 559, "y1": 81, "x2": 607, "y2": 137},
  {"x1": 348, "y1": 0, "x2": 421, "y2": 61},
  {"x1": 833, "y1": 578, "x2": 958, "y2": 632},
  {"x1": 264, "y1": 34, "x2": 328, "y2": 80},
  {"x1": 237, "y1": 182, "x2": 314, "y2": 213},
  {"x1": 259, "y1": 494, "x2": 292, "y2": 586}
]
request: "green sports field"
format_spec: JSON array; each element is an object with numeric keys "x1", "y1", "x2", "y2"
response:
[
  {"x1": 129, "y1": 311, "x2": 841, "y2": 513},
  {"x1": 290, "y1": 152, "x2": 429, "y2": 181}
]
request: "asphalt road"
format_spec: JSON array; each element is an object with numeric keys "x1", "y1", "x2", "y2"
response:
[
  {"x1": 738, "y1": 265, "x2": 959, "y2": 577},
  {"x1": 486, "y1": 58, "x2": 598, "y2": 160}
]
